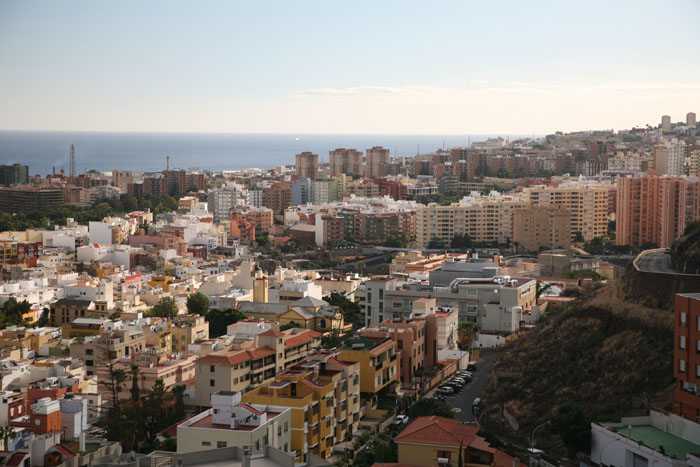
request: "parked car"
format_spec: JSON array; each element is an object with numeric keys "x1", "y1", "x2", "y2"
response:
[
  {"x1": 452, "y1": 377, "x2": 467, "y2": 385},
  {"x1": 437, "y1": 386, "x2": 454, "y2": 395},
  {"x1": 445, "y1": 382, "x2": 462, "y2": 392},
  {"x1": 393, "y1": 415, "x2": 409, "y2": 426},
  {"x1": 458, "y1": 371, "x2": 473, "y2": 378}
]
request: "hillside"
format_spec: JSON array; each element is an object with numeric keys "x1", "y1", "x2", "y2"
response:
[
  {"x1": 670, "y1": 221, "x2": 700, "y2": 273},
  {"x1": 481, "y1": 282, "x2": 674, "y2": 457}
]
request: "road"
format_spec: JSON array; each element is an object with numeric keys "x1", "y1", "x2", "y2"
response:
[
  {"x1": 637, "y1": 251, "x2": 677, "y2": 274},
  {"x1": 443, "y1": 348, "x2": 496, "y2": 423}
]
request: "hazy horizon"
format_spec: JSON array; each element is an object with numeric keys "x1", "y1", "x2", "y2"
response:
[{"x1": 1, "y1": 0, "x2": 699, "y2": 134}]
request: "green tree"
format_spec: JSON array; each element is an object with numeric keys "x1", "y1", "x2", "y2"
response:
[
  {"x1": 408, "y1": 398, "x2": 454, "y2": 419},
  {"x1": 150, "y1": 297, "x2": 179, "y2": 319},
  {"x1": 573, "y1": 231, "x2": 585, "y2": 243},
  {"x1": 205, "y1": 308, "x2": 247, "y2": 337},
  {"x1": 0, "y1": 426, "x2": 18, "y2": 450},
  {"x1": 36, "y1": 308, "x2": 50, "y2": 327},
  {"x1": 450, "y1": 234, "x2": 472, "y2": 251},
  {"x1": 427, "y1": 237, "x2": 446, "y2": 250},
  {"x1": 457, "y1": 322, "x2": 478, "y2": 350},
  {"x1": 324, "y1": 292, "x2": 363, "y2": 328},
  {"x1": 186, "y1": 292, "x2": 210, "y2": 315},
  {"x1": 130, "y1": 365, "x2": 141, "y2": 403},
  {"x1": 551, "y1": 403, "x2": 591, "y2": 458}
]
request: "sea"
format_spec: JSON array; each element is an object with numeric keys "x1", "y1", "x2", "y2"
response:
[{"x1": 0, "y1": 131, "x2": 528, "y2": 175}]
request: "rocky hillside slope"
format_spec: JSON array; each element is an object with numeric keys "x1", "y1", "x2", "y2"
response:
[{"x1": 481, "y1": 283, "x2": 674, "y2": 456}]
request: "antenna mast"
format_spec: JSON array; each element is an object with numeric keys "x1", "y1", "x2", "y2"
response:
[{"x1": 70, "y1": 144, "x2": 76, "y2": 178}]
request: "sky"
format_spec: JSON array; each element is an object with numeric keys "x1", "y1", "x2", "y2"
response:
[{"x1": 0, "y1": 0, "x2": 699, "y2": 135}]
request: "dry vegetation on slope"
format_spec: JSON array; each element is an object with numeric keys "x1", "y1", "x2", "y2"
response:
[{"x1": 481, "y1": 282, "x2": 674, "y2": 457}]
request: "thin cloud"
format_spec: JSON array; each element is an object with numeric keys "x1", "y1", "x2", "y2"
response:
[{"x1": 291, "y1": 85, "x2": 446, "y2": 98}]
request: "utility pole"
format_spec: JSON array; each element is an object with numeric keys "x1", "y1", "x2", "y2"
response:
[{"x1": 70, "y1": 144, "x2": 76, "y2": 178}]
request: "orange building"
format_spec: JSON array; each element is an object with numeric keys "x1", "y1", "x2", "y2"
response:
[
  {"x1": 230, "y1": 207, "x2": 273, "y2": 241},
  {"x1": 617, "y1": 176, "x2": 700, "y2": 247},
  {"x1": 29, "y1": 398, "x2": 61, "y2": 434},
  {"x1": 673, "y1": 293, "x2": 700, "y2": 422}
]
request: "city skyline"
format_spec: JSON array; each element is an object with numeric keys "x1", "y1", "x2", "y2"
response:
[{"x1": 1, "y1": 0, "x2": 699, "y2": 134}]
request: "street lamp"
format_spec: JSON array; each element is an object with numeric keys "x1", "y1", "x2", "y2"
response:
[
  {"x1": 477, "y1": 405, "x2": 499, "y2": 428},
  {"x1": 597, "y1": 436, "x2": 620, "y2": 466},
  {"x1": 530, "y1": 420, "x2": 550, "y2": 450}
]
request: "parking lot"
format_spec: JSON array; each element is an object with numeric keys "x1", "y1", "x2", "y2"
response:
[{"x1": 438, "y1": 348, "x2": 496, "y2": 423}]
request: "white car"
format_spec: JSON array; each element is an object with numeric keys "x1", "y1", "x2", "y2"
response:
[
  {"x1": 437, "y1": 386, "x2": 454, "y2": 395},
  {"x1": 393, "y1": 415, "x2": 409, "y2": 425}
]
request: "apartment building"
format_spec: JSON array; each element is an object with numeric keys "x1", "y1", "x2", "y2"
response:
[
  {"x1": 366, "y1": 147, "x2": 390, "y2": 178},
  {"x1": 673, "y1": 293, "x2": 700, "y2": 423},
  {"x1": 0, "y1": 186, "x2": 65, "y2": 214},
  {"x1": 193, "y1": 328, "x2": 320, "y2": 407},
  {"x1": 338, "y1": 336, "x2": 398, "y2": 396},
  {"x1": 361, "y1": 318, "x2": 430, "y2": 387},
  {"x1": 242, "y1": 351, "x2": 360, "y2": 459},
  {"x1": 511, "y1": 204, "x2": 571, "y2": 252},
  {"x1": 96, "y1": 351, "x2": 196, "y2": 399},
  {"x1": 70, "y1": 329, "x2": 147, "y2": 376},
  {"x1": 230, "y1": 207, "x2": 273, "y2": 241},
  {"x1": 363, "y1": 276, "x2": 536, "y2": 332},
  {"x1": 208, "y1": 185, "x2": 249, "y2": 223},
  {"x1": 49, "y1": 298, "x2": 111, "y2": 327},
  {"x1": 523, "y1": 182, "x2": 612, "y2": 241},
  {"x1": 653, "y1": 140, "x2": 685, "y2": 176},
  {"x1": 170, "y1": 314, "x2": 209, "y2": 352},
  {"x1": 616, "y1": 175, "x2": 700, "y2": 247},
  {"x1": 0, "y1": 164, "x2": 29, "y2": 186},
  {"x1": 416, "y1": 196, "x2": 527, "y2": 248},
  {"x1": 295, "y1": 152, "x2": 319, "y2": 180},
  {"x1": 177, "y1": 391, "x2": 292, "y2": 454},
  {"x1": 329, "y1": 148, "x2": 363, "y2": 176}
]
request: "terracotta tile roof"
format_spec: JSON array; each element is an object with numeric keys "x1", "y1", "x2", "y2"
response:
[
  {"x1": 394, "y1": 415, "x2": 479, "y2": 446},
  {"x1": 259, "y1": 329, "x2": 284, "y2": 337},
  {"x1": 53, "y1": 445, "x2": 76, "y2": 458},
  {"x1": 239, "y1": 403, "x2": 264, "y2": 415},
  {"x1": 284, "y1": 330, "x2": 320, "y2": 348},
  {"x1": 6, "y1": 453, "x2": 29, "y2": 467},
  {"x1": 197, "y1": 347, "x2": 275, "y2": 366},
  {"x1": 394, "y1": 416, "x2": 518, "y2": 466}
]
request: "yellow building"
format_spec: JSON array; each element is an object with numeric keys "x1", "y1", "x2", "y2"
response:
[
  {"x1": 415, "y1": 197, "x2": 527, "y2": 248},
  {"x1": 170, "y1": 314, "x2": 209, "y2": 352},
  {"x1": 0, "y1": 241, "x2": 17, "y2": 264},
  {"x1": 523, "y1": 182, "x2": 613, "y2": 241},
  {"x1": 394, "y1": 416, "x2": 518, "y2": 467},
  {"x1": 242, "y1": 351, "x2": 360, "y2": 460},
  {"x1": 147, "y1": 275, "x2": 177, "y2": 291},
  {"x1": 61, "y1": 318, "x2": 106, "y2": 338},
  {"x1": 239, "y1": 297, "x2": 344, "y2": 333},
  {"x1": 338, "y1": 336, "x2": 398, "y2": 396},
  {"x1": 511, "y1": 204, "x2": 571, "y2": 253}
]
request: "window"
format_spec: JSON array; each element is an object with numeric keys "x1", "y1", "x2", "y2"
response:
[
  {"x1": 681, "y1": 335, "x2": 687, "y2": 349},
  {"x1": 255, "y1": 441, "x2": 260, "y2": 451},
  {"x1": 278, "y1": 426, "x2": 282, "y2": 436},
  {"x1": 217, "y1": 441, "x2": 227, "y2": 448},
  {"x1": 210, "y1": 365, "x2": 215, "y2": 372},
  {"x1": 284, "y1": 422, "x2": 288, "y2": 432},
  {"x1": 86, "y1": 349, "x2": 93, "y2": 356},
  {"x1": 680, "y1": 359, "x2": 686, "y2": 373},
  {"x1": 284, "y1": 443, "x2": 288, "y2": 452},
  {"x1": 35, "y1": 419, "x2": 41, "y2": 426},
  {"x1": 86, "y1": 360, "x2": 93, "y2": 366},
  {"x1": 697, "y1": 365, "x2": 700, "y2": 377},
  {"x1": 210, "y1": 379, "x2": 215, "y2": 387},
  {"x1": 202, "y1": 441, "x2": 211, "y2": 446},
  {"x1": 681, "y1": 311, "x2": 687, "y2": 326},
  {"x1": 437, "y1": 450, "x2": 452, "y2": 460}
]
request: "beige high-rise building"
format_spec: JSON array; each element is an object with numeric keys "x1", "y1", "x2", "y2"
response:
[
  {"x1": 522, "y1": 182, "x2": 612, "y2": 241},
  {"x1": 415, "y1": 196, "x2": 527, "y2": 248},
  {"x1": 329, "y1": 148, "x2": 363, "y2": 176},
  {"x1": 511, "y1": 205, "x2": 571, "y2": 252},
  {"x1": 295, "y1": 152, "x2": 318, "y2": 180},
  {"x1": 112, "y1": 170, "x2": 133, "y2": 191},
  {"x1": 653, "y1": 140, "x2": 685, "y2": 176},
  {"x1": 689, "y1": 150, "x2": 700, "y2": 177},
  {"x1": 688, "y1": 112, "x2": 697, "y2": 128},
  {"x1": 661, "y1": 115, "x2": 672, "y2": 131},
  {"x1": 366, "y1": 146, "x2": 390, "y2": 178}
]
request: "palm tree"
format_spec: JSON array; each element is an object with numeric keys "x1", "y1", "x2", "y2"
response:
[
  {"x1": 130, "y1": 365, "x2": 141, "y2": 403},
  {"x1": 0, "y1": 426, "x2": 18, "y2": 450},
  {"x1": 172, "y1": 385, "x2": 186, "y2": 420}
]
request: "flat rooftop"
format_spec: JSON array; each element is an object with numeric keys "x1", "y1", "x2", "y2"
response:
[
  {"x1": 612, "y1": 425, "x2": 700, "y2": 460},
  {"x1": 189, "y1": 412, "x2": 281, "y2": 432}
]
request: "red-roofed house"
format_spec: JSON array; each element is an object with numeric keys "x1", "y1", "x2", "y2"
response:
[
  {"x1": 193, "y1": 328, "x2": 320, "y2": 406},
  {"x1": 393, "y1": 416, "x2": 520, "y2": 467}
]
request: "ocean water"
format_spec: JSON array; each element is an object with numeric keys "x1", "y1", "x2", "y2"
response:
[{"x1": 0, "y1": 131, "x2": 524, "y2": 175}]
